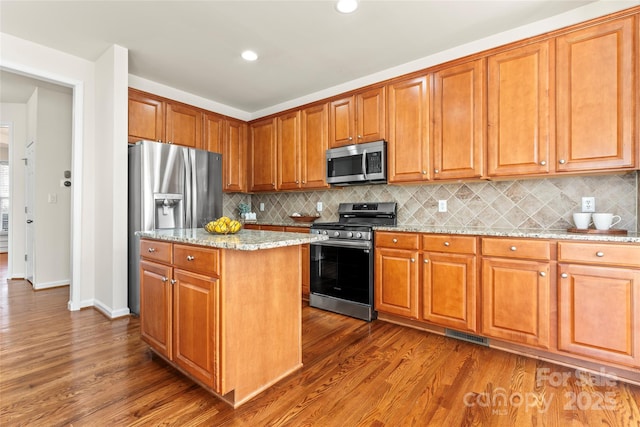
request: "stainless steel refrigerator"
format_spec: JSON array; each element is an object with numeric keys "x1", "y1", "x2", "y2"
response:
[{"x1": 128, "y1": 140, "x2": 222, "y2": 314}]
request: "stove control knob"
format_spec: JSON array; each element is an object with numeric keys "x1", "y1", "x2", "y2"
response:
[
  {"x1": 333, "y1": 231, "x2": 340, "y2": 237},
  {"x1": 322, "y1": 230, "x2": 328, "y2": 235},
  {"x1": 356, "y1": 232, "x2": 363, "y2": 238},
  {"x1": 347, "y1": 232, "x2": 353, "y2": 238}
]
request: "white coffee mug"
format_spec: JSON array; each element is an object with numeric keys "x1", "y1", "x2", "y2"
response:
[
  {"x1": 572, "y1": 212, "x2": 592, "y2": 229},
  {"x1": 592, "y1": 213, "x2": 621, "y2": 230}
]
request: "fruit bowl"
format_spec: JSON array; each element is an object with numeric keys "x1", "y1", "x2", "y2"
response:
[{"x1": 204, "y1": 217, "x2": 243, "y2": 234}]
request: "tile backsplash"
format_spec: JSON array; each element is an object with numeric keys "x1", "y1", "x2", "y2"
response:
[{"x1": 224, "y1": 172, "x2": 638, "y2": 232}]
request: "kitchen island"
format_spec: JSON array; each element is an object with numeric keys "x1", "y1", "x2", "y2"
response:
[{"x1": 135, "y1": 228, "x2": 327, "y2": 407}]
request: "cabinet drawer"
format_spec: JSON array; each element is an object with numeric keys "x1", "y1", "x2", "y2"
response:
[
  {"x1": 558, "y1": 241, "x2": 640, "y2": 268},
  {"x1": 376, "y1": 232, "x2": 420, "y2": 250},
  {"x1": 173, "y1": 244, "x2": 220, "y2": 276},
  {"x1": 482, "y1": 238, "x2": 551, "y2": 260},
  {"x1": 140, "y1": 239, "x2": 172, "y2": 264},
  {"x1": 422, "y1": 235, "x2": 477, "y2": 254}
]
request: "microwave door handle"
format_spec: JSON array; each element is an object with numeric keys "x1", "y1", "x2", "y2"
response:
[{"x1": 361, "y1": 149, "x2": 367, "y2": 180}]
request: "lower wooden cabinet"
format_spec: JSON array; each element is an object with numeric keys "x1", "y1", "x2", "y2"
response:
[
  {"x1": 557, "y1": 241, "x2": 640, "y2": 368},
  {"x1": 375, "y1": 247, "x2": 419, "y2": 318},
  {"x1": 140, "y1": 259, "x2": 173, "y2": 359},
  {"x1": 481, "y1": 257, "x2": 551, "y2": 349}
]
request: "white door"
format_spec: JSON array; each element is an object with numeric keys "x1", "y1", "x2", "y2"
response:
[{"x1": 25, "y1": 142, "x2": 35, "y2": 284}]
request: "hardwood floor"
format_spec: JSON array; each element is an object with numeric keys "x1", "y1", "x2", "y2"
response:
[{"x1": 1, "y1": 256, "x2": 639, "y2": 426}]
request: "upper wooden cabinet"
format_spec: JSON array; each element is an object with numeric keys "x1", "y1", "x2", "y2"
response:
[
  {"x1": 277, "y1": 111, "x2": 302, "y2": 190},
  {"x1": 249, "y1": 118, "x2": 277, "y2": 192},
  {"x1": 128, "y1": 89, "x2": 165, "y2": 143},
  {"x1": 300, "y1": 103, "x2": 330, "y2": 189},
  {"x1": 432, "y1": 59, "x2": 485, "y2": 180},
  {"x1": 329, "y1": 86, "x2": 385, "y2": 148},
  {"x1": 128, "y1": 88, "x2": 203, "y2": 149},
  {"x1": 487, "y1": 41, "x2": 551, "y2": 176},
  {"x1": 203, "y1": 112, "x2": 225, "y2": 153},
  {"x1": 555, "y1": 16, "x2": 636, "y2": 172},
  {"x1": 387, "y1": 76, "x2": 431, "y2": 183},
  {"x1": 223, "y1": 118, "x2": 247, "y2": 193}
]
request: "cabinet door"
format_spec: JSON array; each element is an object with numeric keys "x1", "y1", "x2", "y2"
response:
[
  {"x1": 375, "y1": 248, "x2": 419, "y2": 318},
  {"x1": 301, "y1": 103, "x2": 329, "y2": 189},
  {"x1": 487, "y1": 41, "x2": 551, "y2": 176},
  {"x1": 356, "y1": 86, "x2": 386, "y2": 144},
  {"x1": 173, "y1": 269, "x2": 220, "y2": 390},
  {"x1": 558, "y1": 264, "x2": 640, "y2": 367},
  {"x1": 128, "y1": 89, "x2": 165, "y2": 143},
  {"x1": 284, "y1": 227, "x2": 311, "y2": 299},
  {"x1": 329, "y1": 96, "x2": 355, "y2": 148},
  {"x1": 223, "y1": 119, "x2": 247, "y2": 193},
  {"x1": 249, "y1": 118, "x2": 277, "y2": 192},
  {"x1": 433, "y1": 59, "x2": 484, "y2": 180},
  {"x1": 387, "y1": 76, "x2": 431, "y2": 183},
  {"x1": 165, "y1": 102, "x2": 202, "y2": 149},
  {"x1": 140, "y1": 260, "x2": 173, "y2": 359},
  {"x1": 422, "y1": 252, "x2": 477, "y2": 332},
  {"x1": 203, "y1": 112, "x2": 225, "y2": 153},
  {"x1": 277, "y1": 111, "x2": 301, "y2": 190},
  {"x1": 481, "y1": 258, "x2": 550, "y2": 348},
  {"x1": 556, "y1": 17, "x2": 635, "y2": 171}
]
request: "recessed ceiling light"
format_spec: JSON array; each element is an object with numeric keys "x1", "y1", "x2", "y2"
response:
[
  {"x1": 241, "y1": 50, "x2": 258, "y2": 61},
  {"x1": 336, "y1": 0, "x2": 358, "y2": 14}
]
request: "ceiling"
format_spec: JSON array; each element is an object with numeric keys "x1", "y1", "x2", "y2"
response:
[{"x1": 0, "y1": 0, "x2": 628, "y2": 114}]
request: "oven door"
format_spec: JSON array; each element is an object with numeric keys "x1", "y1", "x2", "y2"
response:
[{"x1": 310, "y1": 239, "x2": 373, "y2": 305}]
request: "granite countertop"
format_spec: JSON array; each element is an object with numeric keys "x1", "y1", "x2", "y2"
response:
[
  {"x1": 137, "y1": 228, "x2": 328, "y2": 250},
  {"x1": 375, "y1": 225, "x2": 640, "y2": 244}
]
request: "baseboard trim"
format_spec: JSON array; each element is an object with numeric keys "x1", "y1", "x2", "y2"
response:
[
  {"x1": 93, "y1": 299, "x2": 131, "y2": 319},
  {"x1": 33, "y1": 280, "x2": 69, "y2": 290}
]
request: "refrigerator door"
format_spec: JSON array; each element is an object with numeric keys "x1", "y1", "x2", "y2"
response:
[{"x1": 185, "y1": 148, "x2": 222, "y2": 228}]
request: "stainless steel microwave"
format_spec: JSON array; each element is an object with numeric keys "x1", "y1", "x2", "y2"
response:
[{"x1": 326, "y1": 140, "x2": 387, "y2": 186}]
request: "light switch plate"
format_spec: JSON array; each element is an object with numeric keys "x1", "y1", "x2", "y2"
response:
[
  {"x1": 438, "y1": 200, "x2": 447, "y2": 212},
  {"x1": 316, "y1": 202, "x2": 323, "y2": 212}
]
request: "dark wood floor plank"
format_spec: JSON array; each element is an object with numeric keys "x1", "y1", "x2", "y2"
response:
[{"x1": 1, "y1": 255, "x2": 639, "y2": 426}]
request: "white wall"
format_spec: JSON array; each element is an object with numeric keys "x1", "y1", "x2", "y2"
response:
[
  {"x1": 27, "y1": 87, "x2": 72, "y2": 289},
  {"x1": 0, "y1": 103, "x2": 27, "y2": 277}
]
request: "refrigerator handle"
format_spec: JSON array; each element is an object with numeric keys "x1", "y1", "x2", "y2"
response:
[{"x1": 184, "y1": 148, "x2": 193, "y2": 229}]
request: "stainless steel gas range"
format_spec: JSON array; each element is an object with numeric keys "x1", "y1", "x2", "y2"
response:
[{"x1": 309, "y1": 202, "x2": 397, "y2": 321}]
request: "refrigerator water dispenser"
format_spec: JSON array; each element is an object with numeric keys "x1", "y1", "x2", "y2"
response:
[{"x1": 154, "y1": 193, "x2": 184, "y2": 229}]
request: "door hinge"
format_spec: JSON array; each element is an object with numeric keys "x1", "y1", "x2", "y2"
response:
[
  {"x1": 25, "y1": 254, "x2": 27, "y2": 261},
  {"x1": 25, "y1": 206, "x2": 27, "y2": 214}
]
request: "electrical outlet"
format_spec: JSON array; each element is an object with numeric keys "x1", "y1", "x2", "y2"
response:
[
  {"x1": 581, "y1": 197, "x2": 595, "y2": 212},
  {"x1": 259, "y1": 202, "x2": 265, "y2": 212},
  {"x1": 438, "y1": 200, "x2": 447, "y2": 213},
  {"x1": 316, "y1": 202, "x2": 323, "y2": 212}
]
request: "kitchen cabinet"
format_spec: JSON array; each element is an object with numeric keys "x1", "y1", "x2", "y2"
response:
[
  {"x1": 277, "y1": 111, "x2": 302, "y2": 190},
  {"x1": 249, "y1": 118, "x2": 277, "y2": 192},
  {"x1": 203, "y1": 111, "x2": 225, "y2": 154},
  {"x1": 481, "y1": 238, "x2": 552, "y2": 349},
  {"x1": 329, "y1": 86, "x2": 385, "y2": 148},
  {"x1": 558, "y1": 241, "x2": 640, "y2": 368},
  {"x1": 285, "y1": 226, "x2": 311, "y2": 299},
  {"x1": 421, "y1": 235, "x2": 478, "y2": 332},
  {"x1": 128, "y1": 89, "x2": 165, "y2": 144},
  {"x1": 300, "y1": 103, "x2": 330, "y2": 189},
  {"x1": 487, "y1": 41, "x2": 551, "y2": 176},
  {"x1": 432, "y1": 59, "x2": 484, "y2": 180},
  {"x1": 139, "y1": 237, "x2": 303, "y2": 407},
  {"x1": 128, "y1": 88, "x2": 203, "y2": 149},
  {"x1": 386, "y1": 76, "x2": 431, "y2": 183},
  {"x1": 223, "y1": 118, "x2": 248, "y2": 193},
  {"x1": 555, "y1": 16, "x2": 636, "y2": 172},
  {"x1": 375, "y1": 232, "x2": 420, "y2": 318}
]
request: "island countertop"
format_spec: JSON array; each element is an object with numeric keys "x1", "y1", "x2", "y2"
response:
[{"x1": 136, "y1": 228, "x2": 328, "y2": 250}]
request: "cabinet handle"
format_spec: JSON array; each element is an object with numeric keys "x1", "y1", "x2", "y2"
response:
[
  {"x1": 171, "y1": 279, "x2": 176, "y2": 285},
  {"x1": 302, "y1": 180, "x2": 306, "y2": 184},
  {"x1": 295, "y1": 180, "x2": 299, "y2": 184},
  {"x1": 540, "y1": 160, "x2": 546, "y2": 166},
  {"x1": 444, "y1": 241, "x2": 450, "y2": 247},
  {"x1": 422, "y1": 170, "x2": 427, "y2": 174},
  {"x1": 596, "y1": 251, "x2": 604, "y2": 257},
  {"x1": 434, "y1": 169, "x2": 439, "y2": 174},
  {"x1": 561, "y1": 273, "x2": 568, "y2": 278},
  {"x1": 167, "y1": 141, "x2": 173, "y2": 144},
  {"x1": 510, "y1": 246, "x2": 517, "y2": 251},
  {"x1": 348, "y1": 136, "x2": 353, "y2": 141},
  {"x1": 147, "y1": 247, "x2": 156, "y2": 253},
  {"x1": 539, "y1": 271, "x2": 546, "y2": 277},
  {"x1": 272, "y1": 183, "x2": 275, "y2": 187},
  {"x1": 161, "y1": 276, "x2": 168, "y2": 282},
  {"x1": 559, "y1": 159, "x2": 566, "y2": 164},
  {"x1": 424, "y1": 259, "x2": 429, "y2": 264},
  {"x1": 392, "y1": 238, "x2": 398, "y2": 243},
  {"x1": 410, "y1": 258, "x2": 415, "y2": 263},
  {"x1": 357, "y1": 135, "x2": 362, "y2": 139},
  {"x1": 186, "y1": 255, "x2": 195, "y2": 261}
]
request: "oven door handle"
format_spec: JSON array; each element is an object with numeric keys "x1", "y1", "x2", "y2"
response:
[{"x1": 312, "y1": 239, "x2": 372, "y2": 250}]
